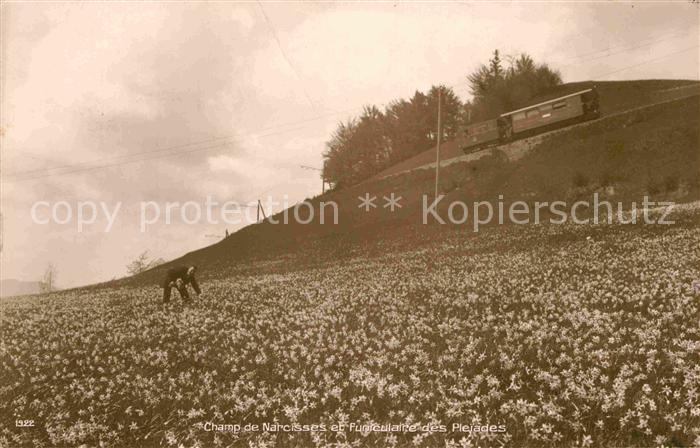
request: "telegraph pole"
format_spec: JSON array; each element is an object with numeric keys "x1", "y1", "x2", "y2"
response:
[
  {"x1": 300, "y1": 165, "x2": 327, "y2": 194},
  {"x1": 257, "y1": 200, "x2": 267, "y2": 221},
  {"x1": 434, "y1": 89, "x2": 442, "y2": 199}
]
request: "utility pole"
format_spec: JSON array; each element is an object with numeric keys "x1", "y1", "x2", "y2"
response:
[
  {"x1": 257, "y1": 199, "x2": 267, "y2": 222},
  {"x1": 434, "y1": 89, "x2": 442, "y2": 199},
  {"x1": 300, "y1": 165, "x2": 327, "y2": 194},
  {"x1": 322, "y1": 160, "x2": 327, "y2": 194}
]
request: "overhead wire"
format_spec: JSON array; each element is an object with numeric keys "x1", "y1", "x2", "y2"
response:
[
  {"x1": 557, "y1": 26, "x2": 697, "y2": 68},
  {"x1": 256, "y1": 0, "x2": 318, "y2": 112},
  {"x1": 438, "y1": 20, "x2": 698, "y2": 95},
  {"x1": 592, "y1": 44, "x2": 699, "y2": 79},
  {"x1": 555, "y1": 21, "x2": 696, "y2": 64},
  {"x1": 2, "y1": 106, "x2": 364, "y2": 182},
  {"x1": 4, "y1": 29, "x2": 697, "y2": 184}
]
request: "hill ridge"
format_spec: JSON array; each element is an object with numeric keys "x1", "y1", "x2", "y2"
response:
[{"x1": 99, "y1": 79, "x2": 700, "y2": 290}]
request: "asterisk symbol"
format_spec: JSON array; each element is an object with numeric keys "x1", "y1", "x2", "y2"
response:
[
  {"x1": 358, "y1": 193, "x2": 377, "y2": 211},
  {"x1": 383, "y1": 193, "x2": 402, "y2": 211}
]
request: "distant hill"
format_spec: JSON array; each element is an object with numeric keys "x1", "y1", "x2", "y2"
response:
[{"x1": 0, "y1": 279, "x2": 42, "y2": 298}]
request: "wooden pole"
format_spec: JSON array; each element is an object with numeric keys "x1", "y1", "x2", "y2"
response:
[
  {"x1": 434, "y1": 89, "x2": 442, "y2": 199},
  {"x1": 257, "y1": 200, "x2": 266, "y2": 220}
]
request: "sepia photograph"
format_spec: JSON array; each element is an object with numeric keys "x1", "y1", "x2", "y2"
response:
[{"x1": 1, "y1": 1, "x2": 699, "y2": 447}]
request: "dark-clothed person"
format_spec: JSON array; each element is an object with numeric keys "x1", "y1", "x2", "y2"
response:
[{"x1": 162, "y1": 265, "x2": 201, "y2": 303}]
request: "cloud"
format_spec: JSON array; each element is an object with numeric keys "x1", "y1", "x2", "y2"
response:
[
  {"x1": 231, "y1": 8, "x2": 255, "y2": 33},
  {"x1": 207, "y1": 154, "x2": 279, "y2": 184},
  {"x1": 208, "y1": 155, "x2": 247, "y2": 173}
]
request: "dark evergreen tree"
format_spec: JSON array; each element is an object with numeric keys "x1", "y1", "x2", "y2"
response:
[{"x1": 467, "y1": 50, "x2": 562, "y2": 122}]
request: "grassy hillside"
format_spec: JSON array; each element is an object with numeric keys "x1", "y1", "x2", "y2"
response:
[
  {"x1": 530, "y1": 79, "x2": 698, "y2": 115},
  {"x1": 125, "y1": 90, "x2": 699, "y2": 288},
  {"x1": 3, "y1": 208, "x2": 699, "y2": 447},
  {"x1": 2, "y1": 80, "x2": 699, "y2": 448},
  {"x1": 374, "y1": 79, "x2": 699, "y2": 179}
]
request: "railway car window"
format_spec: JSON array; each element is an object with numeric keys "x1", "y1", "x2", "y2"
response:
[
  {"x1": 527, "y1": 110, "x2": 539, "y2": 118},
  {"x1": 539, "y1": 104, "x2": 552, "y2": 112},
  {"x1": 553, "y1": 101, "x2": 567, "y2": 110},
  {"x1": 513, "y1": 112, "x2": 526, "y2": 121}
]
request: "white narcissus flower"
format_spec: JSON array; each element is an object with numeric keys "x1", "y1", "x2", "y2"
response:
[{"x1": 3, "y1": 217, "x2": 699, "y2": 447}]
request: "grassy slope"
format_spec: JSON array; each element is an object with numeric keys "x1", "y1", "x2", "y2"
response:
[
  {"x1": 124, "y1": 86, "x2": 699, "y2": 288},
  {"x1": 373, "y1": 79, "x2": 699, "y2": 179},
  {"x1": 2, "y1": 80, "x2": 700, "y2": 448},
  {"x1": 2, "y1": 209, "x2": 699, "y2": 447}
]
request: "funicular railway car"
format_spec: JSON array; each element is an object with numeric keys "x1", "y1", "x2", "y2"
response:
[
  {"x1": 459, "y1": 118, "x2": 500, "y2": 151},
  {"x1": 458, "y1": 87, "x2": 600, "y2": 154}
]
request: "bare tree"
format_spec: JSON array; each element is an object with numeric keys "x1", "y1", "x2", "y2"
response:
[
  {"x1": 126, "y1": 251, "x2": 165, "y2": 275},
  {"x1": 39, "y1": 263, "x2": 58, "y2": 293}
]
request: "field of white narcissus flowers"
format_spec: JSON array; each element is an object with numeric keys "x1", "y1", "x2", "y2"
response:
[{"x1": 1, "y1": 215, "x2": 699, "y2": 447}]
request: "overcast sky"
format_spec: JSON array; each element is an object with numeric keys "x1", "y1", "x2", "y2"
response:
[{"x1": 1, "y1": 2, "x2": 698, "y2": 288}]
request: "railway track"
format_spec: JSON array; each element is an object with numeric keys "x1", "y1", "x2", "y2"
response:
[{"x1": 373, "y1": 86, "x2": 700, "y2": 180}]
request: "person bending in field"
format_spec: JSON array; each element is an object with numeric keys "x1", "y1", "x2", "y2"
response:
[{"x1": 162, "y1": 265, "x2": 201, "y2": 303}]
